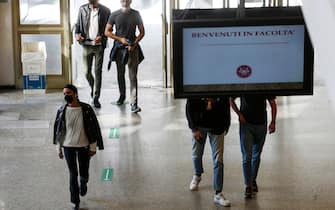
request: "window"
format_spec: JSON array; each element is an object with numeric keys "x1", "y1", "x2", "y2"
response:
[
  {"x1": 20, "y1": 0, "x2": 60, "y2": 25},
  {"x1": 21, "y1": 34, "x2": 62, "y2": 75}
]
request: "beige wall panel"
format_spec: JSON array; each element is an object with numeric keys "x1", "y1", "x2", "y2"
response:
[{"x1": 0, "y1": 0, "x2": 15, "y2": 86}]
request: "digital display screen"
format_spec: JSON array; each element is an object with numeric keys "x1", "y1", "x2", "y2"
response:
[
  {"x1": 172, "y1": 7, "x2": 314, "y2": 97},
  {"x1": 183, "y1": 25, "x2": 304, "y2": 90}
]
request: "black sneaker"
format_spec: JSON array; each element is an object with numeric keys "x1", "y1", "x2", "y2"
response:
[
  {"x1": 72, "y1": 203, "x2": 79, "y2": 210},
  {"x1": 116, "y1": 95, "x2": 125, "y2": 105},
  {"x1": 252, "y1": 182, "x2": 258, "y2": 193},
  {"x1": 80, "y1": 182, "x2": 87, "y2": 196},
  {"x1": 93, "y1": 97, "x2": 101, "y2": 108},
  {"x1": 245, "y1": 186, "x2": 252, "y2": 199}
]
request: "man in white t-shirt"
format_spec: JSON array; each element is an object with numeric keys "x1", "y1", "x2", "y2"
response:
[
  {"x1": 75, "y1": 0, "x2": 110, "y2": 108},
  {"x1": 53, "y1": 84, "x2": 104, "y2": 210}
]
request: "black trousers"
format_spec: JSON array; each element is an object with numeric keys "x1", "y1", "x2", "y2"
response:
[{"x1": 64, "y1": 147, "x2": 90, "y2": 204}]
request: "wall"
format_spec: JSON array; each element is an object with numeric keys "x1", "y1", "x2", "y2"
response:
[
  {"x1": 302, "y1": 0, "x2": 335, "y2": 111},
  {"x1": 0, "y1": 0, "x2": 14, "y2": 86}
]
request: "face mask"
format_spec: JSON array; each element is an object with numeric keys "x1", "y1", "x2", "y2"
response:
[
  {"x1": 64, "y1": 95, "x2": 74, "y2": 104},
  {"x1": 89, "y1": 0, "x2": 97, "y2": 4}
]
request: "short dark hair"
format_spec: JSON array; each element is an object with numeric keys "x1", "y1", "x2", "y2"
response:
[{"x1": 63, "y1": 84, "x2": 78, "y2": 95}]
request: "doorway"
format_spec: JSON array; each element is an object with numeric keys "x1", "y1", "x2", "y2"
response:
[{"x1": 70, "y1": 0, "x2": 164, "y2": 90}]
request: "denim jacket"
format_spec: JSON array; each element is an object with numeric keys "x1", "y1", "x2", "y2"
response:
[
  {"x1": 53, "y1": 102, "x2": 104, "y2": 150},
  {"x1": 107, "y1": 40, "x2": 144, "y2": 70}
]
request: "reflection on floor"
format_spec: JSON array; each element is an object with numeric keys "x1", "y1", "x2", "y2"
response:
[{"x1": 0, "y1": 85, "x2": 335, "y2": 210}]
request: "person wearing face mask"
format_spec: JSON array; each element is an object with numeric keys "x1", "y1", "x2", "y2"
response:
[
  {"x1": 186, "y1": 97, "x2": 231, "y2": 207},
  {"x1": 75, "y1": 0, "x2": 111, "y2": 108},
  {"x1": 105, "y1": 0, "x2": 145, "y2": 113},
  {"x1": 53, "y1": 84, "x2": 104, "y2": 210}
]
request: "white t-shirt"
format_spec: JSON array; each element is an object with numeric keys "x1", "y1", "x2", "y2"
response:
[
  {"x1": 57, "y1": 106, "x2": 96, "y2": 152},
  {"x1": 88, "y1": 8, "x2": 99, "y2": 41}
]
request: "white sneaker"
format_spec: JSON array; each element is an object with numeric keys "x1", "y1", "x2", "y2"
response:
[
  {"x1": 214, "y1": 193, "x2": 231, "y2": 207},
  {"x1": 189, "y1": 175, "x2": 201, "y2": 191}
]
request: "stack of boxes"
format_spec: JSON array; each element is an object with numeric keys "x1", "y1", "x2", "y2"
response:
[{"x1": 21, "y1": 42, "x2": 47, "y2": 94}]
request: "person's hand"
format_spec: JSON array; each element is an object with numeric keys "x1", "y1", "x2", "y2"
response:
[
  {"x1": 75, "y1": 34, "x2": 85, "y2": 43},
  {"x1": 58, "y1": 151, "x2": 64, "y2": 159},
  {"x1": 88, "y1": 150, "x2": 96, "y2": 157},
  {"x1": 193, "y1": 130, "x2": 202, "y2": 141},
  {"x1": 238, "y1": 112, "x2": 247, "y2": 124},
  {"x1": 95, "y1": 36, "x2": 102, "y2": 43},
  {"x1": 269, "y1": 121, "x2": 276, "y2": 134},
  {"x1": 119, "y1": 37, "x2": 128, "y2": 45}
]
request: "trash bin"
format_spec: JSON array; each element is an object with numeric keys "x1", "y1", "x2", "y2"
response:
[{"x1": 21, "y1": 42, "x2": 47, "y2": 94}]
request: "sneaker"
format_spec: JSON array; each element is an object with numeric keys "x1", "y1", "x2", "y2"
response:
[
  {"x1": 252, "y1": 182, "x2": 258, "y2": 193},
  {"x1": 116, "y1": 95, "x2": 125, "y2": 105},
  {"x1": 245, "y1": 186, "x2": 252, "y2": 199},
  {"x1": 72, "y1": 203, "x2": 79, "y2": 210},
  {"x1": 131, "y1": 104, "x2": 141, "y2": 113},
  {"x1": 214, "y1": 193, "x2": 231, "y2": 207},
  {"x1": 189, "y1": 175, "x2": 201, "y2": 191},
  {"x1": 93, "y1": 97, "x2": 101, "y2": 108},
  {"x1": 80, "y1": 182, "x2": 87, "y2": 196}
]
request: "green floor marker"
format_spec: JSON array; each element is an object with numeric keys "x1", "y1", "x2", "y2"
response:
[
  {"x1": 109, "y1": 128, "x2": 120, "y2": 139},
  {"x1": 102, "y1": 168, "x2": 113, "y2": 181}
]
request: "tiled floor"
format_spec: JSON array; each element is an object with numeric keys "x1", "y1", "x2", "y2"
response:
[{"x1": 0, "y1": 84, "x2": 335, "y2": 210}]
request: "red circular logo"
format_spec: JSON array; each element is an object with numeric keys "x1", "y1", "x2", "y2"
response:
[{"x1": 236, "y1": 65, "x2": 252, "y2": 78}]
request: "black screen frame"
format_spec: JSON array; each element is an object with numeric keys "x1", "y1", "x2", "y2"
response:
[{"x1": 172, "y1": 7, "x2": 314, "y2": 98}]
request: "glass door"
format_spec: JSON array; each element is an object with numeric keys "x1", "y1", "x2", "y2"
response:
[
  {"x1": 70, "y1": 0, "x2": 163, "y2": 88},
  {"x1": 12, "y1": 0, "x2": 72, "y2": 89}
]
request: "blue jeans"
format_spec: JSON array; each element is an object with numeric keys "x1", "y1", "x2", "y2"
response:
[
  {"x1": 239, "y1": 122, "x2": 267, "y2": 186},
  {"x1": 192, "y1": 130, "x2": 224, "y2": 192},
  {"x1": 64, "y1": 147, "x2": 90, "y2": 204}
]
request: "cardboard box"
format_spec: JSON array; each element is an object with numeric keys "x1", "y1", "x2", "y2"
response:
[
  {"x1": 21, "y1": 42, "x2": 47, "y2": 61},
  {"x1": 22, "y1": 61, "x2": 46, "y2": 75},
  {"x1": 21, "y1": 42, "x2": 47, "y2": 75}
]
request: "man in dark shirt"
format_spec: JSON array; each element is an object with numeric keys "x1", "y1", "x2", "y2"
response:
[
  {"x1": 186, "y1": 98, "x2": 231, "y2": 207},
  {"x1": 105, "y1": 0, "x2": 145, "y2": 113},
  {"x1": 230, "y1": 95, "x2": 277, "y2": 198}
]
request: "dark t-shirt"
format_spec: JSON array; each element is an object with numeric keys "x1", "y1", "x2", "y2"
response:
[
  {"x1": 108, "y1": 9, "x2": 143, "y2": 41},
  {"x1": 186, "y1": 98, "x2": 231, "y2": 135},
  {"x1": 240, "y1": 95, "x2": 275, "y2": 124}
]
